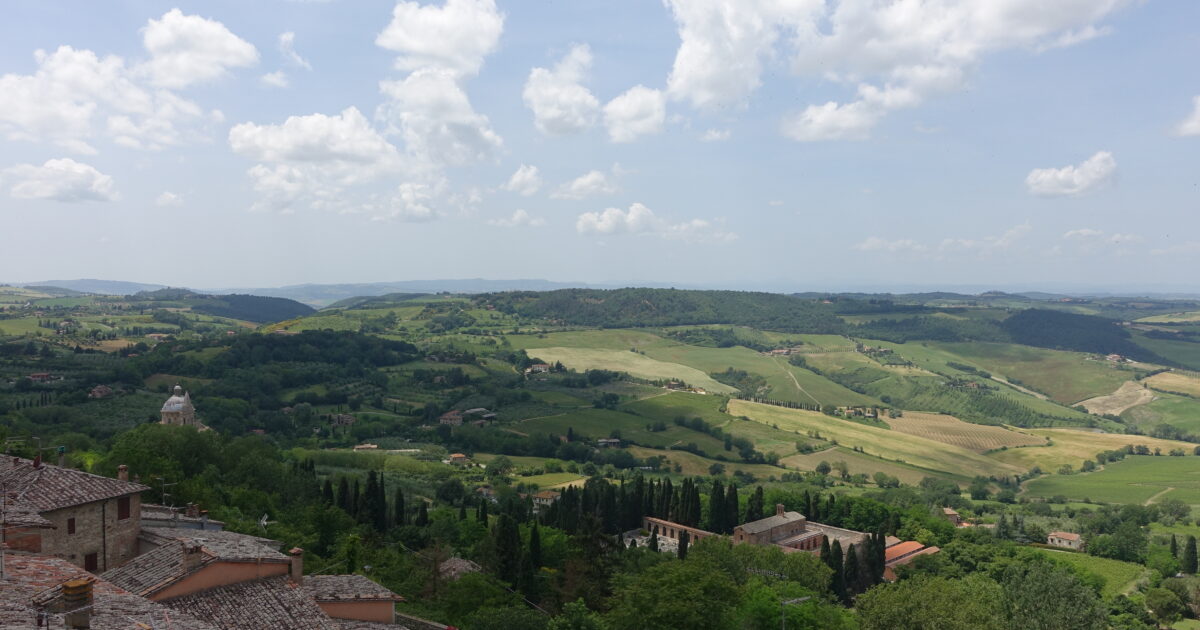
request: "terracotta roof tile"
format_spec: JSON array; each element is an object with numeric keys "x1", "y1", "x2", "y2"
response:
[
  {"x1": 0, "y1": 456, "x2": 148, "y2": 513},
  {"x1": 164, "y1": 575, "x2": 340, "y2": 630},
  {"x1": 736, "y1": 511, "x2": 804, "y2": 535},
  {"x1": 303, "y1": 575, "x2": 403, "y2": 602}
]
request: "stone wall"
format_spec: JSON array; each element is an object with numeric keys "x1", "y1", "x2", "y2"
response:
[{"x1": 41, "y1": 493, "x2": 142, "y2": 572}]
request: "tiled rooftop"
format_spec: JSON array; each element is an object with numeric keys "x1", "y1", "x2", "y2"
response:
[
  {"x1": 100, "y1": 540, "x2": 209, "y2": 597},
  {"x1": 736, "y1": 511, "x2": 804, "y2": 535},
  {"x1": 304, "y1": 574, "x2": 403, "y2": 602},
  {"x1": 0, "y1": 554, "x2": 218, "y2": 630},
  {"x1": 142, "y1": 527, "x2": 287, "y2": 561},
  {"x1": 165, "y1": 575, "x2": 340, "y2": 630},
  {"x1": 0, "y1": 456, "x2": 148, "y2": 513}
]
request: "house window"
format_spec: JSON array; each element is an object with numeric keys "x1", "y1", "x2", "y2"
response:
[
  {"x1": 67, "y1": 518, "x2": 76, "y2": 535},
  {"x1": 117, "y1": 497, "x2": 131, "y2": 520},
  {"x1": 84, "y1": 553, "x2": 98, "y2": 572}
]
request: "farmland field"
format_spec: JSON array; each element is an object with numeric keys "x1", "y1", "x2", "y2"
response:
[
  {"x1": 1132, "y1": 333, "x2": 1200, "y2": 371},
  {"x1": 1078, "y1": 381, "x2": 1155, "y2": 416},
  {"x1": 780, "y1": 447, "x2": 957, "y2": 484},
  {"x1": 1137, "y1": 311, "x2": 1200, "y2": 323},
  {"x1": 728, "y1": 399, "x2": 1023, "y2": 478},
  {"x1": 1121, "y1": 391, "x2": 1200, "y2": 434},
  {"x1": 518, "y1": 472, "x2": 588, "y2": 488},
  {"x1": 1031, "y1": 549, "x2": 1148, "y2": 598},
  {"x1": 524, "y1": 347, "x2": 737, "y2": 394},
  {"x1": 1024, "y1": 455, "x2": 1200, "y2": 505},
  {"x1": 882, "y1": 411, "x2": 1045, "y2": 452},
  {"x1": 625, "y1": 445, "x2": 785, "y2": 479},
  {"x1": 1145, "y1": 371, "x2": 1200, "y2": 398},
  {"x1": 988, "y1": 429, "x2": 1194, "y2": 472},
  {"x1": 517, "y1": 407, "x2": 729, "y2": 456}
]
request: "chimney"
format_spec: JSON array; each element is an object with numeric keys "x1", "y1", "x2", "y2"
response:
[
  {"x1": 58, "y1": 450, "x2": 66, "y2": 468},
  {"x1": 186, "y1": 503, "x2": 199, "y2": 518},
  {"x1": 61, "y1": 578, "x2": 93, "y2": 629},
  {"x1": 117, "y1": 465, "x2": 128, "y2": 482},
  {"x1": 200, "y1": 511, "x2": 209, "y2": 530},
  {"x1": 776, "y1": 504, "x2": 785, "y2": 517},
  {"x1": 182, "y1": 544, "x2": 205, "y2": 573},
  {"x1": 288, "y1": 547, "x2": 304, "y2": 585}
]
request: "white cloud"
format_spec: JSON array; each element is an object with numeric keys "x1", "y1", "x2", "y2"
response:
[
  {"x1": 140, "y1": 9, "x2": 258, "y2": 89},
  {"x1": 378, "y1": 69, "x2": 502, "y2": 166},
  {"x1": 700, "y1": 128, "x2": 731, "y2": 142},
  {"x1": 552, "y1": 168, "x2": 619, "y2": 200},
  {"x1": 576, "y1": 202, "x2": 735, "y2": 242},
  {"x1": 155, "y1": 191, "x2": 183, "y2": 207},
  {"x1": 261, "y1": 71, "x2": 289, "y2": 88},
  {"x1": 3, "y1": 158, "x2": 117, "y2": 202},
  {"x1": 279, "y1": 32, "x2": 312, "y2": 70},
  {"x1": 1177, "y1": 96, "x2": 1200, "y2": 137},
  {"x1": 1063, "y1": 228, "x2": 1142, "y2": 246},
  {"x1": 1025, "y1": 151, "x2": 1116, "y2": 196},
  {"x1": 375, "y1": 0, "x2": 503, "y2": 77},
  {"x1": 229, "y1": 107, "x2": 418, "y2": 214},
  {"x1": 488, "y1": 209, "x2": 545, "y2": 228},
  {"x1": 662, "y1": 0, "x2": 1134, "y2": 140},
  {"x1": 604, "y1": 85, "x2": 665, "y2": 143},
  {"x1": 854, "y1": 224, "x2": 1032, "y2": 258},
  {"x1": 523, "y1": 44, "x2": 600, "y2": 135},
  {"x1": 1063, "y1": 228, "x2": 1102, "y2": 239},
  {"x1": 502, "y1": 164, "x2": 542, "y2": 196},
  {"x1": 663, "y1": 0, "x2": 822, "y2": 111}
]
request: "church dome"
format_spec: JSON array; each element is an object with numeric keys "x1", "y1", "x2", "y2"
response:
[{"x1": 162, "y1": 385, "x2": 190, "y2": 412}]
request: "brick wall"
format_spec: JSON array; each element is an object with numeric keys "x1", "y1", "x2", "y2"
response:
[{"x1": 40, "y1": 493, "x2": 141, "y2": 572}]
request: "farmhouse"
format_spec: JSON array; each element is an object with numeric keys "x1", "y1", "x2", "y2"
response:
[
  {"x1": 449, "y1": 453, "x2": 470, "y2": 465},
  {"x1": 88, "y1": 384, "x2": 113, "y2": 399},
  {"x1": 1047, "y1": 531, "x2": 1084, "y2": 551},
  {"x1": 643, "y1": 505, "x2": 869, "y2": 556},
  {"x1": 526, "y1": 363, "x2": 551, "y2": 374},
  {"x1": 882, "y1": 539, "x2": 941, "y2": 581},
  {"x1": 941, "y1": 507, "x2": 962, "y2": 526},
  {"x1": 532, "y1": 490, "x2": 560, "y2": 511},
  {"x1": 596, "y1": 438, "x2": 622, "y2": 448},
  {"x1": 439, "y1": 410, "x2": 464, "y2": 426}
]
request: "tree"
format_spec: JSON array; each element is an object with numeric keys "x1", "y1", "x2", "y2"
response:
[
  {"x1": 842, "y1": 544, "x2": 860, "y2": 602},
  {"x1": 708, "y1": 462, "x2": 725, "y2": 476},
  {"x1": 1145, "y1": 588, "x2": 1186, "y2": 627},
  {"x1": 857, "y1": 575, "x2": 1004, "y2": 630},
  {"x1": 606, "y1": 559, "x2": 739, "y2": 630},
  {"x1": 1185, "y1": 536, "x2": 1198, "y2": 574},
  {"x1": 723, "y1": 484, "x2": 739, "y2": 534},
  {"x1": 491, "y1": 514, "x2": 522, "y2": 584},
  {"x1": 707, "y1": 480, "x2": 725, "y2": 533},
  {"x1": 548, "y1": 599, "x2": 609, "y2": 630},
  {"x1": 678, "y1": 530, "x2": 690, "y2": 560},
  {"x1": 815, "y1": 461, "x2": 831, "y2": 475},
  {"x1": 416, "y1": 501, "x2": 429, "y2": 527},
  {"x1": 745, "y1": 486, "x2": 765, "y2": 523},
  {"x1": 1000, "y1": 561, "x2": 1106, "y2": 630},
  {"x1": 489, "y1": 455, "x2": 514, "y2": 478}
]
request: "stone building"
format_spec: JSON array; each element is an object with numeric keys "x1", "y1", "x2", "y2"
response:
[
  {"x1": 161, "y1": 385, "x2": 200, "y2": 427},
  {"x1": 0, "y1": 456, "x2": 147, "y2": 572},
  {"x1": 1047, "y1": 531, "x2": 1084, "y2": 551},
  {"x1": 732, "y1": 504, "x2": 824, "y2": 551}
]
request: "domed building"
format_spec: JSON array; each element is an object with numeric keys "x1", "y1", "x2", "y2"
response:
[{"x1": 161, "y1": 385, "x2": 207, "y2": 430}]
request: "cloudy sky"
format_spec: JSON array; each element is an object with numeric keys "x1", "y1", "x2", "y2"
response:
[{"x1": 1, "y1": 0, "x2": 1197, "y2": 292}]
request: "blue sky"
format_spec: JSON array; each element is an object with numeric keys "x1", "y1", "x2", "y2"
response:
[{"x1": 1, "y1": 0, "x2": 1197, "y2": 292}]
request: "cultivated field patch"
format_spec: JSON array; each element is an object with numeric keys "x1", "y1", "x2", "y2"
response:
[
  {"x1": 625, "y1": 445, "x2": 785, "y2": 479},
  {"x1": 882, "y1": 411, "x2": 1045, "y2": 452},
  {"x1": 1031, "y1": 549, "x2": 1149, "y2": 598},
  {"x1": 988, "y1": 429, "x2": 1196, "y2": 473},
  {"x1": 780, "y1": 447, "x2": 956, "y2": 484},
  {"x1": 1025, "y1": 455, "x2": 1200, "y2": 506},
  {"x1": 1078, "y1": 381, "x2": 1156, "y2": 416},
  {"x1": 525, "y1": 347, "x2": 737, "y2": 394},
  {"x1": 1145, "y1": 371, "x2": 1200, "y2": 398}
]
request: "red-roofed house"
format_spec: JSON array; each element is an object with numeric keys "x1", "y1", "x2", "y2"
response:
[{"x1": 1047, "y1": 531, "x2": 1084, "y2": 551}]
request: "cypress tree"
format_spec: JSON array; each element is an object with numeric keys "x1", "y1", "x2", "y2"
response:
[
  {"x1": 707, "y1": 480, "x2": 725, "y2": 533},
  {"x1": 459, "y1": 503, "x2": 467, "y2": 521},
  {"x1": 492, "y1": 514, "x2": 522, "y2": 584},
  {"x1": 1184, "y1": 536, "x2": 1198, "y2": 574},
  {"x1": 649, "y1": 532, "x2": 659, "y2": 552},
  {"x1": 678, "y1": 530, "x2": 689, "y2": 560},
  {"x1": 829, "y1": 540, "x2": 846, "y2": 602},
  {"x1": 843, "y1": 544, "x2": 860, "y2": 600},
  {"x1": 479, "y1": 500, "x2": 489, "y2": 523},
  {"x1": 416, "y1": 501, "x2": 429, "y2": 526},
  {"x1": 724, "y1": 484, "x2": 739, "y2": 533},
  {"x1": 1171, "y1": 534, "x2": 1179, "y2": 557},
  {"x1": 337, "y1": 477, "x2": 351, "y2": 513},
  {"x1": 820, "y1": 537, "x2": 832, "y2": 567},
  {"x1": 746, "y1": 486, "x2": 765, "y2": 523},
  {"x1": 529, "y1": 522, "x2": 542, "y2": 570},
  {"x1": 393, "y1": 488, "x2": 405, "y2": 526},
  {"x1": 322, "y1": 479, "x2": 334, "y2": 505}
]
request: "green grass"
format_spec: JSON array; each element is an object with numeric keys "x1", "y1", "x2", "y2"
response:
[
  {"x1": 1031, "y1": 549, "x2": 1148, "y2": 598},
  {"x1": 989, "y1": 429, "x2": 1195, "y2": 473},
  {"x1": 1122, "y1": 391, "x2": 1200, "y2": 434},
  {"x1": 781, "y1": 446, "x2": 955, "y2": 485},
  {"x1": 1024, "y1": 455, "x2": 1200, "y2": 506},
  {"x1": 517, "y1": 408, "x2": 730, "y2": 456},
  {"x1": 529, "y1": 390, "x2": 591, "y2": 406},
  {"x1": 620, "y1": 391, "x2": 730, "y2": 426},
  {"x1": 523, "y1": 347, "x2": 737, "y2": 394},
  {"x1": 626, "y1": 445, "x2": 786, "y2": 479},
  {"x1": 517, "y1": 472, "x2": 587, "y2": 488},
  {"x1": 728, "y1": 399, "x2": 1020, "y2": 479},
  {"x1": 1133, "y1": 332, "x2": 1200, "y2": 371},
  {"x1": 0, "y1": 317, "x2": 43, "y2": 335}
]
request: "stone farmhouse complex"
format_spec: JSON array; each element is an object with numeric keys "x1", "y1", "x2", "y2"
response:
[
  {"x1": 1047, "y1": 530, "x2": 1085, "y2": 551},
  {"x1": 0, "y1": 387, "x2": 407, "y2": 629}
]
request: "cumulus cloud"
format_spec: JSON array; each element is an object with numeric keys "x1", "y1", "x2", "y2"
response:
[
  {"x1": 576, "y1": 202, "x2": 735, "y2": 242},
  {"x1": 140, "y1": 9, "x2": 259, "y2": 89},
  {"x1": 1177, "y1": 96, "x2": 1200, "y2": 137},
  {"x1": 375, "y1": 0, "x2": 503, "y2": 77},
  {"x1": 488, "y1": 209, "x2": 545, "y2": 228},
  {"x1": 260, "y1": 71, "x2": 289, "y2": 88},
  {"x1": 1026, "y1": 151, "x2": 1116, "y2": 196},
  {"x1": 279, "y1": 32, "x2": 311, "y2": 70},
  {"x1": 0, "y1": 10, "x2": 254, "y2": 153},
  {"x1": 155, "y1": 191, "x2": 183, "y2": 206},
  {"x1": 552, "y1": 168, "x2": 619, "y2": 200},
  {"x1": 502, "y1": 164, "x2": 542, "y2": 196},
  {"x1": 700, "y1": 128, "x2": 731, "y2": 142},
  {"x1": 229, "y1": 107, "x2": 423, "y2": 214},
  {"x1": 2, "y1": 158, "x2": 117, "y2": 202},
  {"x1": 1063, "y1": 228, "x2": 1142, "y2": 246},
  {"x1": 662, "y1": 0, "x2": 1133, "y2": 140},
  {"x1": 854, "y1": 223, "x2": 1032, "y2": 258},
  {"x1": 377, "y1": 69, "x2": 502, "y2": 165},
  {"x1": 604, "y1": 85, "x2": 665, "y2": 143},
  {"x1": 523, "y1": 44, "x2": 600, "y2": 135}
]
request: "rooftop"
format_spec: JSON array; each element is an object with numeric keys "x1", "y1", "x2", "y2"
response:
[
  {"x1": 884, "y1": 541, "x2": 926, "y2": 563},
  {"x1": 303, "y1": 574, "x2": 403, "y2": 602},
  {"x1": 1050, "y1": 531, "x2": 1082, "y2": 541},
  {"x1": 0, "y1": 554, "x2": 218, "y2": 630},
  {"x1": 736, "y1": 511, "x2": 804, "y2": 535},
  {"x1": 164, "y1": 575, "x2": 340, "y2": 630},
  {"x1": 0, "y1": 456, "x2": 148, "y2": 514},
  {"x1": 142, "y1": 527, "x2": 286, "y2": 561}
]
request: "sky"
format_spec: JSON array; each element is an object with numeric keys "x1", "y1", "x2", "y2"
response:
[{"x1": 0, "y1": 0, "x2": 1198, "y2": 292}]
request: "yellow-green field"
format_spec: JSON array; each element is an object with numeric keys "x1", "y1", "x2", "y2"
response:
[
  {"x1": 1136, "y1": 311, "x2": 1200, "y2": 324},
  {"x1": 728, "y1": 399, "x2": 1023, "y2": 478},
  {"x1": 525, "y1": 347, "x2": 737, "y2": 393},
  {"x1": 518, "y1": 472, "x2": 588, "y2": 488},
  {"x1": 780, "y1": 447, "x2": 953, "y2": 484},
  {"x1": 883, "y1": 411, "x2": 1045, "y2": 452},
  {"x1": 1031, "y1": 549, "x2": 1148, "y2": 598},
  {"x1": 626, "y1": 445, "x2": 786, "y2": 479},
  {"x1": 988, "y1": 428, "x2": 1194, "y2": 472},
  {"x1": 1025, "y1": 456, "x2": 1200, "y2": 506},
  {"x1": 1145, "y1": 371, "x2": 1200, "y2": 397}
]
